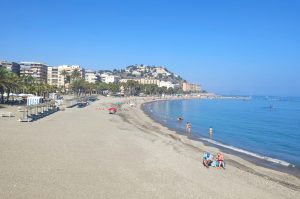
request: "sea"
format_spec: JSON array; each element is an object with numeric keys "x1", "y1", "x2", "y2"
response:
[{"x1": 143, "y1": 96, "x2": 300, "y2": 176}]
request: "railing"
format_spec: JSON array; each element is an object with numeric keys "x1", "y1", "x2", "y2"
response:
[{"x1": 63, "y1": 95, "x2": 98, "y2": 108}]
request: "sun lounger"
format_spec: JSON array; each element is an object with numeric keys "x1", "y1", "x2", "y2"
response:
[
  {"x1": 0, "y1": 112, "x2": 13, "y2": 117},
  {"x1": 18, "y1": 117, "x2": 32, "y2": 122},
  {"x1": 17, "y1": 107, "x2": 25, "y2": 112}
]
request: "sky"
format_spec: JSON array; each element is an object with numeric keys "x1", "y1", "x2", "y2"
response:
[{"x1": 0, "y1": 0, "x2": 300, "y2": 96}]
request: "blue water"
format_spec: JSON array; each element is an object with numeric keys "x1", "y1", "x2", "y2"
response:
[{"x1": 144, "y1": 96, "x2": 300, "y2": 168}]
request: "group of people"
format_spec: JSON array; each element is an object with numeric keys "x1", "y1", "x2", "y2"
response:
[
  {"x1": 203, "y1": 152, "x2": 225, "y2": 169},
  {"x1": 177, "y1": 116, "x2": 191, "y2": 133},
  {"x1": 177, "y1": 117, "x2": 225, "y2": 169}
]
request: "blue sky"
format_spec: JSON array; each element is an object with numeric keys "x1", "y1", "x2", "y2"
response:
[{"x1": 1, "y1": 0, "x2": 299, "y2": 96}]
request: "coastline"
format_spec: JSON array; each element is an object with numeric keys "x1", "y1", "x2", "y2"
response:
[
  {"x1": 118, "y1": 97, "x2": 300, "y2": 190},
  {"x1": 0, "y1": 96, "x2": 299, "y2": 198},
  {"x1": 142, "y1": 99, "x2": 300, "y2": 178}
]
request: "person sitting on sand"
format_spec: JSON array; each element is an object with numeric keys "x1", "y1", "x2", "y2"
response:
[
  {"x1": 217, "y1": 153, "x2": 225, "y2": 169},
  {"x1": 203, "y1": 152, "x2": 214, "y2": 168}
]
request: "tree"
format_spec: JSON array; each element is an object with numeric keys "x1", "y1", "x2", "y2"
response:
[
  {"x1": 142, "y1": 84, "x2": 159, "y2": 95},
  {"x1": 4, "y1": 72, "x2": 19, "y2": 102},
  {"x1": 125, "y1": 80, "x2": 139, "y2": 96},
  {"x1": 107, "y1": 82, "x2": 120, "y2": 93},
  {"x1": 167, "y1": 87, "x2": 175, "y2": 95},
  {"x1": 71, "y1": 69, "x2": 81, "y2": 82},
  {"x1": 60, "y1": 69, "x2": 68, "y2": 93},
  {"x1": 85, "y1": 82, "x2": 96, "y2": 95},
  {"x1": 19, "y1": 75, "x2": 36, "y2": 94},
  {"x1": 0, "y1": 68, "x2": 62, "y2": 103},
  {"x1": 158, "y1": 86, "x2": 168, "y2": 95},
  {"x1": 71, "y1": 78, "x2": 86, "y2": 96},
  {"x1": 0, "y1": 67, "x2": 9, "y2": 103},
  {"x1": 96, "y1": 82, "x2": 108, "y2": 94}
]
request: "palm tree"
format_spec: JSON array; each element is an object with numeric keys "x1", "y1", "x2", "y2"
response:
[
  {"x1": 19, "y1": 75, "x2": 41, "y2": 95},
  {"x1": 0, "y1": 67, "x2": 9, "y2": 103},
  {"x1": 96, "y1": 82, "x2": 108, "y2": 94},
  {"x1": 71, "y1": 78, "x2": 86, "y2": 96},
  {"x1": 125, "y1": 80, "x2": 139, "y2": 96},
  {"x1": 4, "y1": 72, "x2": 19, "y2": 102},
  {"x1": 108, "y1": 82, "x2": 120, "y2": 93},
  {"x1": 0, "y1": 68, "x2": 22, "y2": 103},
  {"x1": 86, "y1": 83, "x2": 96, "y2": 95},
  {"x1": 60, "y1": 69, "x2": 68, "y2": 93},
  {"x1": 71, "y1": 69, "x2": 81, "y2": 82}
]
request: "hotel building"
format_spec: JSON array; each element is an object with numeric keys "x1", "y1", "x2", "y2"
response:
[
  {"x1": 20, "y1": 62, "x2": 48, "y2": 83},
  {"x1": 0, "y1": 61, "x2": 20, "y2": 76},
  {"x1": 100, "y1": 73, "x2": 120, "y2": 84},
  {"x1": 85, "y1": 70, "x2": 100, "y2": 83},
  {"x1": 47, "y1": 65, "x2": 85, "y2": 88},
  {"x1": 159, "y1": 81, "x2": 175, "y2": 89},
  {"x1": 182, "y1": 82, "x2": 202, "y2": 93},
  {"x1": 138, "y1": 78, "x2": 160, "y2": 86}
]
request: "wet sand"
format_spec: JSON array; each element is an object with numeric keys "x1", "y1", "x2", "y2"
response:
[{"x1": 0, "y1": 96, "x2": 299, "y2": 198}]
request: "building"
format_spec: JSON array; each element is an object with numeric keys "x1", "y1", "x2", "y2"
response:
[
  {"x1": 159, "y1": 81, "x2": 175, "y2": 89},
  {"x1": 47, "y1": 65, "x2": 85, "y2": 88},
  {"x1": 20, "y1": 62, "x2": 48, "y2": 83},
  {"x1": 119, "y1": 78, "x2": 138, "y2": 83},
  {"x1": 138, "y1": 78, "x2": 160, "y2": 86},
  {"x1": 155, "y1": 67, "x2": 167, "y2": 74},
  {"x1": 47, "y1": 67, "x2": 59, "y2": 86},
  {"x1": 100, "y1": 73, "x2": 120, "y2": 83},
  {"x1": 182, "y1": 82, "x2": 202, "y2": 93},
  {"x1": 154, "y1": 67, "x2": 171, "y2": 76},
  {"x1": 132, "y1": 70, "x2": 141, "y2": 76},
  {"x1": 85, "y1": 70, "x2": 100, "y2": 83},
  {"x1": 0, "y1": 61, "x2": 20, "y2": 76}
]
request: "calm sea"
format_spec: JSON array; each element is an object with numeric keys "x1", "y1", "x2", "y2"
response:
[{"x1": 144, "y1": 96, "x2": 300, "y2": 170}]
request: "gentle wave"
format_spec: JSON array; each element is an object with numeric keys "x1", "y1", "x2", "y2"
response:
[{"x1": 199, "y1": 137, "x2": 294, "y2": 167}]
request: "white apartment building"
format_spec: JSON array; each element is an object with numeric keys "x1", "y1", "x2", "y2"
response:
[
  {"x1": 155, "y1": 67, "x2": 167, "y2": 74},
  {"x1": 47, "y1": 65, "x2": 85, "y2": 88},
  {"x1": 20, "y1": 62, "x2": 48, "y2": 83},
  {"x1": 132, "y1": 71, "x2": 141, "y2": 76},
  {"x1": 100, "y1": 73, "x2": 120, "y2": 83},
  {"x1": 138, "y1": 78, "x2": 160, "y2": 86},
  {"x1": 47, "y1": 66, "x2": 59, "y2": 86},
  {"x1": 119, "y1": 78, "x2": 137, "y2": 83},
  {"x1": 85, "y1": 70, "x2": 99, "y2": 83},
  {"x1": 159, "y1": 81, "x2": 175, "y2": 89}
]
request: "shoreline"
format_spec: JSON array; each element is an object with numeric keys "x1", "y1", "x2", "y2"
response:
[
  {"x1": 118, "y1": 98, "x2": 300, "y2": 190},
  {"x1": 141, "y1": 99, "x2": 300, "y2": 178}
]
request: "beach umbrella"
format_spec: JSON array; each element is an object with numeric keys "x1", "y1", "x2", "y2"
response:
[
  {"x1": 108, "y1": 107, "x2": 117, "y2": 114},
  {"x1": 108, "y1": 107, "x2": 117, "y2": 111}
]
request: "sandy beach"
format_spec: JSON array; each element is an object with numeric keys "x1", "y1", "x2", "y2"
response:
[{"x1": 0, "y1": 96, "x2": 299, "y2": 199}]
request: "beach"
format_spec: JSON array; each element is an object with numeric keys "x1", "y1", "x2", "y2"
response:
[{"x1": 0, "y1": 96, "x2": 299, "y2": 199}]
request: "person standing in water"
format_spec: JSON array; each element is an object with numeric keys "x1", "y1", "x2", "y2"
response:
[
  {"x1": 185, "y1": 122, "x2": 191, "y2": 133},
  {"x1": 176, "y1": 116, "x2": 184, "y2": 129},
  {"x1": 209, "y1": 127, "x2": 213, "y2": 139}
]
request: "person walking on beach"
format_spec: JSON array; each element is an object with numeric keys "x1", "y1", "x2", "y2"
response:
[{"x1": 185, "y1": 122, "x2": 191, "y2": 133}]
